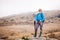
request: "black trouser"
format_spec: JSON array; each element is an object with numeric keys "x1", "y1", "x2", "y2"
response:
[{"x1": 34, "y1": 21, "x2": 44, "y2": 37}]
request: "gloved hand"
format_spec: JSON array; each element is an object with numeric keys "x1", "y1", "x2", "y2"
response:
[{"x1": 39, "y1": 20, "x2": 42, "y2": 22}]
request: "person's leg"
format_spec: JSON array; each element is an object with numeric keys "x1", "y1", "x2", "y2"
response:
[
  {"x1": 34, "y1": 21, "x2": 39, "y2": 37},
  {"x1": 39, "y1": 22, "x2": 43, "y2": 37},
  {"x1": 34, "y1": 21, "x2": 35, "y2": 26}
]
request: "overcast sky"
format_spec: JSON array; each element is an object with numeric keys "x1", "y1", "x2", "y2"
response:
[{"x1": 0, "y1": 0, "x2": 60, "y2": 17}]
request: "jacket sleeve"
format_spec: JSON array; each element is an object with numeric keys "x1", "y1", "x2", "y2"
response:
[
  {"x1": 41, "y1": 13, "x2": 45, "y2": 21},
  {"x1": 34, "y1": 13, "x2": 38, "y2": 21}
]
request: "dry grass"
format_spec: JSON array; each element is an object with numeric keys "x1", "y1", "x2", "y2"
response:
[
  {"x1": 0, "y1": 10, "x2": 60, "y2": 40},
  {"x1": 0, "y1": 22, "x2": 60, "y2": 39}
]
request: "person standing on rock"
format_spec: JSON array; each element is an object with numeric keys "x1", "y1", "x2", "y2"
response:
[{"x1": 34, "y1": 9, "x2": 45, "y2": 37}]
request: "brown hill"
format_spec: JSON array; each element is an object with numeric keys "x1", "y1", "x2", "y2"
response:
[
  {"x1": 0, "y1": 10, "x2": 60, "y2": 26},
  {"x1": 0, "y1": 10, "x2": 60, "y2": 40}
]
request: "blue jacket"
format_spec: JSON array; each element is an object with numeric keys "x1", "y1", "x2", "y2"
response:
[{"x1": 34, "y1": 12, "x2": 45, "y2": 22}]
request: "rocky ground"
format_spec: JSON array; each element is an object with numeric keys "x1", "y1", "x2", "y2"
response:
[
  {"x1": 0, "y1": 23, "x2": 60, "y2": 40},
  {"x1": 0, "y1": 10, "x2": 60, "y2": 40}
]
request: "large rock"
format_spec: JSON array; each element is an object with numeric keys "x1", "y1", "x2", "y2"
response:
[{"x1": 29, "y1": 37, "x2": 58, "y2": 40}]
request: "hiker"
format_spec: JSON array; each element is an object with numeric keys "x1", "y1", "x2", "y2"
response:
[{"x1": 34, "y1": 9, "x2": 45, "y2": 37}]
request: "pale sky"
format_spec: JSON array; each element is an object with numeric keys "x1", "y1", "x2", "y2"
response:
[{"x1": 0, "y1": 0, "x2": 60, "y2": 17}]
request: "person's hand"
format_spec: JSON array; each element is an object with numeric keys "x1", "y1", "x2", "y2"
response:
[
  {"x1": 35, "y1": 21, "x2": 37, "y2": 23},
  {"x1": 39, "y1": 20, "x2": 42, "y2": 22}
]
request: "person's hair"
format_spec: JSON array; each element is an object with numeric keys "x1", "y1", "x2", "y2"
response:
[{"x1": 38, "y1": 9, "x2": 42, "y2": 12}]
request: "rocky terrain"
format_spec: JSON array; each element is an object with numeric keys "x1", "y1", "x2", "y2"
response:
[
  {"x1": 0, "y1": 10, "x2": 60, "y2": 40},
  {"x1": 0, "y1": 10, "x2": 60, "y2": 26}
]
